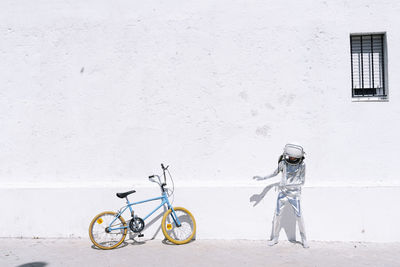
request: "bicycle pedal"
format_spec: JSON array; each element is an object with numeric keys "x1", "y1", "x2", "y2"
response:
[{"x1": 138, "y1": 234, "x2": 144, "y2": 237}]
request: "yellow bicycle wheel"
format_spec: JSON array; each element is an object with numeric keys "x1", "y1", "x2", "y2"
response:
[
  {"x1": 161, "y1": 207, "x2": 196, "y2": 244},
  {"x1": 89, "y1": 211, "x2": 127, "y2": 250}
]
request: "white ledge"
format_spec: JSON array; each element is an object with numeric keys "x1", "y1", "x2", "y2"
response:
[{"x1": 1, "y1": 180, "x2": 400, "y2": 189}]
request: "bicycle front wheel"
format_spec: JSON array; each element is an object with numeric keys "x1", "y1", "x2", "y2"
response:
[
  {"x1": 89, "y1": 211, "x2": 127, "y2": 250},
  {"x1": 161, "y1": 207, "x2": 196, "y2": 244}
]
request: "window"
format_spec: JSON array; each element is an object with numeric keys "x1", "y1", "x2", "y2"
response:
[{"x1": 350, "y1": 33, "x2": 387, "y2": 100}]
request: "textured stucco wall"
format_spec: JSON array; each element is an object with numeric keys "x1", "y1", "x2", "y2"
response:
[
  {"x1": 1, "y1": 185, "x2": 399, "y2": 242},
  {"x1": 1, "y1": 0, "x2": 399, "y2": 240}
]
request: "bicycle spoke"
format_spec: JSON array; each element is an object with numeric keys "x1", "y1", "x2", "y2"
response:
[
  {"x1": 90, "y1": 212, "x2": 126, "y2": 249},
  {"x1": 165, "y1": 210, "x2": 194, "y2": 241}
]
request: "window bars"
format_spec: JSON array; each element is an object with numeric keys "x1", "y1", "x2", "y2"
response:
[{"x1": 350, "y1": 34, "x2": 386, "y2": 97}]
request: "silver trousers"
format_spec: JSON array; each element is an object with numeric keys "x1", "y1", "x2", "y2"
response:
[{"x1": 270, "y1": 192, "x2": 307, "y2": 242}]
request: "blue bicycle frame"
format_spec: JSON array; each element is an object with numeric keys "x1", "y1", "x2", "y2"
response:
[{"x1": 108, "y1": 191, "x2": 182, "y2": 231}]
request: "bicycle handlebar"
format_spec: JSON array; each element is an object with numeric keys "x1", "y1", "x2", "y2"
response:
[
  {"x1": 161, "y1": 163, "x2": 169, "y2": 170},
  {"x1": 148, "y1": 164, "x2": 170, "y2": 192}
]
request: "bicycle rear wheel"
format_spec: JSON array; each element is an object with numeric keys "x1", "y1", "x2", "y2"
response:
[
  {"x1": 161, "y1": 207, "x2": 196, "y2": 244},
  {"x1": 89, "y1": 211, "x2": 127, "y2": 250}
]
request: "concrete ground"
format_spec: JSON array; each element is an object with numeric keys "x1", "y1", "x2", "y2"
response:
[{"x1": 1, "y1": 238, "x2": 400, "y2": 267}]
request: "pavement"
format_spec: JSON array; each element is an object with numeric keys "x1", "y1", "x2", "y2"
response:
[{"x1": 1, "y1": 238, "x2": 400, "y2": 267}]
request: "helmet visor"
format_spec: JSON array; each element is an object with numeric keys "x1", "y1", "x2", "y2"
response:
[
  {"x1": 284, "y1": 155, "x2": 301, "y2": 164},
  {"x1": 284, "y1": 144, "x2": 304, "y2": 158}
]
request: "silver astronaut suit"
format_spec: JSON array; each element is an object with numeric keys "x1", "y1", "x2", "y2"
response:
[{"x1": 254, "y1": 144, "x2": 309, "y2": 248}]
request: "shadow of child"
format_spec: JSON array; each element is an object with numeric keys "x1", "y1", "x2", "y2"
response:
[
  {"x1": 250, "y1": 182, "x2": 297, "y2": 242},
  {"x1": 249, "y1": 182, "x2": 279, "y2": 207}
]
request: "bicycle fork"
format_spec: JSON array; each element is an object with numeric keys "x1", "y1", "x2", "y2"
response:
[
  {"x1": 169, "y1": 208, "x2": 182, "y2": 227},
  {"x1": 162, "y1": 193, "x2": 181, "y2": 228}
]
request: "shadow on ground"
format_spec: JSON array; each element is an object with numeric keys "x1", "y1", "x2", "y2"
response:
[{"x1": 16, "y1": 262, "x2": 47, "y2": 267}]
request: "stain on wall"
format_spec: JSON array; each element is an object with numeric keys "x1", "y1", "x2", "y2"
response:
[{"x1": 256, "y1": 125, "x2": 271, "y2": 137}]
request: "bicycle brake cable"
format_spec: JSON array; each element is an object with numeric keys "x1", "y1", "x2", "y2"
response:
[{"x1": 166, "y1": 168, "x2": 175, "y2": 204}]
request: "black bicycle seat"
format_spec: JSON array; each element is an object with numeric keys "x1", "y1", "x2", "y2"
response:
[{"x1": 116, "y1": 190, "x2": 136, "y2": 198}]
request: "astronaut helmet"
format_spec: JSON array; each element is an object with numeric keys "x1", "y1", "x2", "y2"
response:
[{"x1": 283, "y1": 143, "x2": 305, "y2": 164}]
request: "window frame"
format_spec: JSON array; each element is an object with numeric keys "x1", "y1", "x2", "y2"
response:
[{"x1": 350, "y1": 32, "x2": 388, "y2": 102}]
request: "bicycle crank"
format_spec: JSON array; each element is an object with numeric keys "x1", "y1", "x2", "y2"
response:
[{"x1": 129, "y1": 217, "x2": 145, "y2": 233}]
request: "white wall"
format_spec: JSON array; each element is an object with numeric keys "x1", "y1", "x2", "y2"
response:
[
  {"x1": 1, "y1": 0, "x2": 399, "y2": 241},
  {"x1": 1, "y1": 184, "x2": 399, "y2": 242}
]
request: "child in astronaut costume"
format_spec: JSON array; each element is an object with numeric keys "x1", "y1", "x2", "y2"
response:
[{"x1": 254, "y1": 144, "x2": 309, "y2": 248}]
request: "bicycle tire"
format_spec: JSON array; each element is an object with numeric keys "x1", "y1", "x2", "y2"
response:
[
  {"x1": 89, "y1": 211, "x2": 127, "y2": 250},
  {"x1": 161, "y1": 207, "x2": 196, "y2": 244}
]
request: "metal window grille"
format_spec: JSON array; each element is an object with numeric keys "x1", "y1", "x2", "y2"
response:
[{"x1": 350, "y1": 34, "x2": 386, "y2": 97}]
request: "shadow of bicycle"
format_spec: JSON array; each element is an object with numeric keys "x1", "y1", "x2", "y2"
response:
[
  {"x1": 161, "y1": 238, "x2": 196, "y2": 245},
  {"x1": 128, "y1": 208, "x2": 165, "y2": 242},
  {"x1": 90, "y1": 241, "x2": 129, "y2": 250}
]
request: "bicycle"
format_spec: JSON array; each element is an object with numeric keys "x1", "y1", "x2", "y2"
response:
[{"x1": 89, "y1": 164, "x2": 196, "y2": 250}]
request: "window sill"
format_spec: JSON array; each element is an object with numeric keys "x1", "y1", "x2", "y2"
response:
[{"x1": 352, "y1": 96, "x2": 388, "y2": 102}]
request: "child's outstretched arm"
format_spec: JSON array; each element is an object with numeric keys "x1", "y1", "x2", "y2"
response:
[{"x1": 253, "y1": 164, "x2": 281, "y2": 181}]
